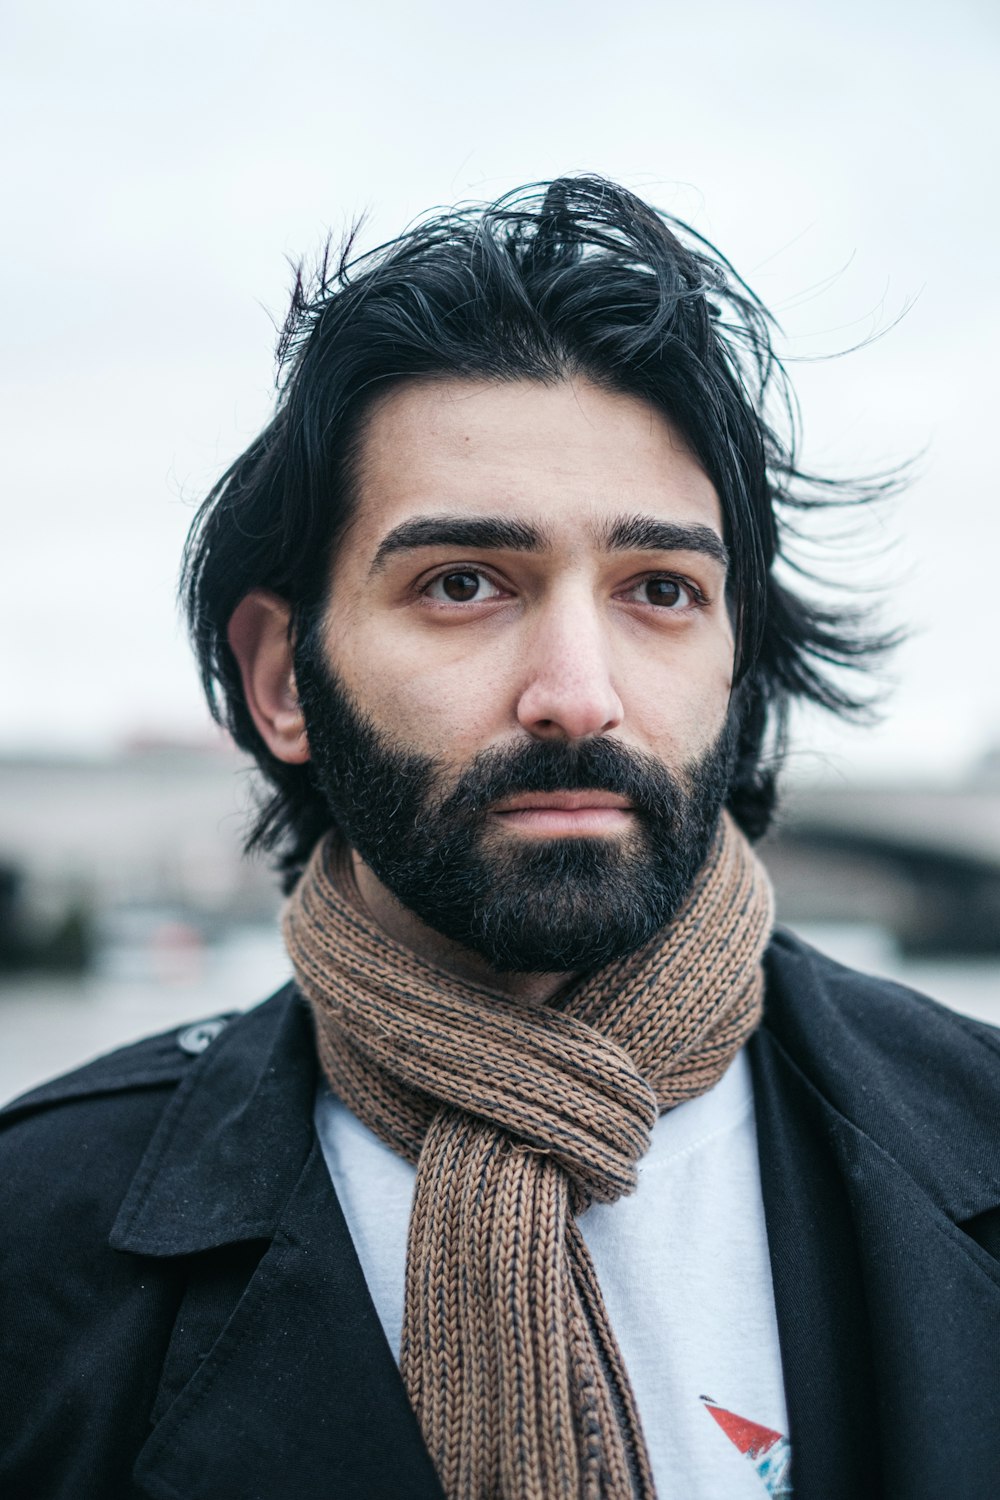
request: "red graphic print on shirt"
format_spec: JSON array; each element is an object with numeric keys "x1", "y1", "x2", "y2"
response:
[{"x1": 701, "y1": 1396, "x2": 792, "y2": 1497}]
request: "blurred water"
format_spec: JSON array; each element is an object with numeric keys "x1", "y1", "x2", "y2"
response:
[
  {"x1": 0, "y1": 924, "x2": 291, "y2": 1105},
  {"x1": 0, "y1": 922, "x2": 997, "y2": 1108}
]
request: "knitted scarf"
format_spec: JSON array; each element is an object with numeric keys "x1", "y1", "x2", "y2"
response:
[{"x1": 283, "y1": 811, "x2": 774, "y2": 1500}]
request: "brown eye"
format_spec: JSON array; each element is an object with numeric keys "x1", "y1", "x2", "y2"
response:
[
  {"x1": 644, "y1": 577, "x2": 685, "y2": 607},
  {"x1": 441, "y1": 571, "x2": 482, "y2": 601},
  {"x1": 424, "y1": 569, "x2": 503, "y2": 604}
]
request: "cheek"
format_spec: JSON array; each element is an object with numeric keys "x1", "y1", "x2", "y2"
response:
[
  {"x1": 625, "y1": 640, "x2": 734, "y2": 759},
  {"x1": 331, "y1": 623, "x2": 512, "y2": 761}
]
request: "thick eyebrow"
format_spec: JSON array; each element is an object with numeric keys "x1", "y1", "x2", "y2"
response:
[
  {"x1": 369, "y1": 515, "x2": 546, "y2": 573},
  {"x1": 368, "y1": 510, "x2": 729, "y2": 576},
  {"x1": 601, "y1": 514, "x2": 729, "y2": 569}
]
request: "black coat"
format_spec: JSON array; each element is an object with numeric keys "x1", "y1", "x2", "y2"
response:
[{"x1": 2, "y1": 930, "x2": 999, "y2": 1500}]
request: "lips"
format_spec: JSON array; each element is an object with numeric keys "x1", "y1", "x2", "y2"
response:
[
  {"x1": 487, "y1": 790, "x2": 636, "y2": 837},
  {"x1": 490, "y1": 790, "x2": 633, "y2": 814}
]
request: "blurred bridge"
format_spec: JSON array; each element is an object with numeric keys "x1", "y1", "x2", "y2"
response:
[{"x1": 767, "y1": 777, "x2": 1000, "y2": 956}]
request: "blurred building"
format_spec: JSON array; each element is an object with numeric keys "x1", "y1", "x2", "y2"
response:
[{"x1": 0, "y1": 742, "x2": 279, "y2": 973}]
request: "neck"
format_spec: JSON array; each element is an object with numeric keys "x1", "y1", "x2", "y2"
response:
[{"x1": 350, "y1": 850, "x2": 576, "y2": 1005}]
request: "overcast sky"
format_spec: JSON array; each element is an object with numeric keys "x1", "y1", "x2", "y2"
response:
[{"x1": 3, "y1": 0, "x2": 997, "y2": 781}]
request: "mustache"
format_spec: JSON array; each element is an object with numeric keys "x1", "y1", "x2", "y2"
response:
[{"x1": 428, "y1": 737, "x2": 688, "y2": 826}]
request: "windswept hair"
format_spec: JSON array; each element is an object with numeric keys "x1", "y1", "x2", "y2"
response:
[{"x1": 181, "y1": 175, "x2": 897, "y2": 887}]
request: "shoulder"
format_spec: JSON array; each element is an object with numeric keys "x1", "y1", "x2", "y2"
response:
[
  {"x1": 760, "y1": 928, "x2": 1000, "y2": 1179},
  {"x1": 0, "y1": 986, "x2": 300, "y2": 1226},
  {"x1": 763, "y1": 926, "x2": 1000, "y2": 1065},
  {"x1": 0, "y1": 1012, "x2": 234, "y2": 1175},
  {"x1": 0, "y1": 985, "x2": 309, "y2": 1497},
  {"x1": 0, "y1": 1023, "x2": 219, "y2": 1284},
  {"x1": 2, "y1": 1013, "x2": 231, "y2": 1120}
]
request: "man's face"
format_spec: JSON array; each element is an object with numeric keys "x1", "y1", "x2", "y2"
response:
[{"x1": 298, "y1": 376, "x2": 737, "y2": 972}]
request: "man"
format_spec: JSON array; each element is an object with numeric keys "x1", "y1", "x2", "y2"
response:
[{"x1": 2, "y1": 177, "x2": 998, "y2": 1500}]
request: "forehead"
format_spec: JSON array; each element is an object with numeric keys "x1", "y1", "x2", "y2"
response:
[{"x1": 348, "y1": 376, "x2": 724, "y2": 546}]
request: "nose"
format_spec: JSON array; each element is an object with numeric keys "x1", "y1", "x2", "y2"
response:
[{"x1": 515, "y1": 591, "x2": 624, "y2": 742}]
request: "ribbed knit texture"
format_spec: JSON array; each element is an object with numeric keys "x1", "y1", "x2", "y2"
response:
[{"x1": 284, "y1": 811, "x2": 774, "y2": 1500}]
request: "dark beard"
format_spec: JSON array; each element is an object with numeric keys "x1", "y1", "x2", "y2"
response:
[{"x1": 294, "y1": 639, "x2": 737, "y2": 974}]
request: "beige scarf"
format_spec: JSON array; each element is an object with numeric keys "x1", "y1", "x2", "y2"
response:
[{"x1": 283, "y1": 811, "x2": 774, "y2": 1500}]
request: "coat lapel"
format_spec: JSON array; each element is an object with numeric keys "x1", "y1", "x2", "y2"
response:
[
  {"x1": 108, "y1": 986, "x2": 444, "y2": 1500},
  {"x1": 751, "y1": 1030, "x2": 880, "y2": 1500},
  {"x1": 131, "y1": 1141, "x2": 443, "y2": 1500},
  {"x1": 754, "y1": 932, "x2": 1000, "y2": 1500}
]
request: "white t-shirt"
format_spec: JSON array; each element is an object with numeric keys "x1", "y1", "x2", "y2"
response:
[{"x1": 315, "y1": 1048, "x2": 792, "y2": 1499}]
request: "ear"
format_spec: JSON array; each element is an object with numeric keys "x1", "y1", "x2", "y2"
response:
[{"x1": 227, "y1": 590, "x2": 311, "y2": 765}]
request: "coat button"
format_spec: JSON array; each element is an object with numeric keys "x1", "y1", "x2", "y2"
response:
[{"x1": 177, "y1": 1018, "x2": 229, "y2": 1055}]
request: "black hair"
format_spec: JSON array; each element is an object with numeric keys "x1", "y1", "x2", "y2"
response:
[{"x1": 181, "y1": 175, "x2": 897, "y2": 888}]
